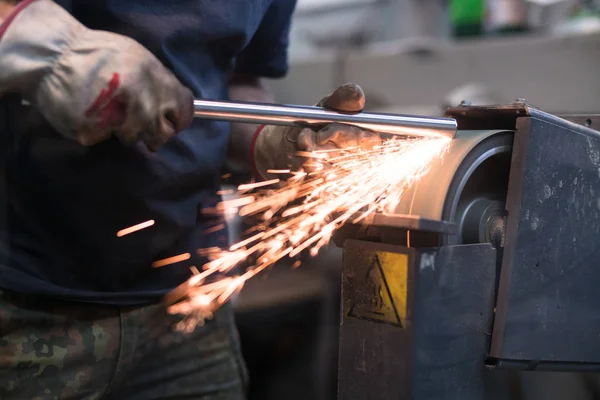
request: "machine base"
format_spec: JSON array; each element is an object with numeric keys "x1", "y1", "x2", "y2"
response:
[{"x1": 338, "y1": 240, "x2": 499, "y2": 400}]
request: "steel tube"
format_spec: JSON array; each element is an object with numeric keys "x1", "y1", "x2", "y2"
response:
[{"x1": 194, "y1": 99, "x2": 457, "y2": 139}]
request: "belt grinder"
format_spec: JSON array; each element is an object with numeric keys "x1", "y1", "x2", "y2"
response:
[{"x1": 334, "y1": 103, "x2": 600, "y2": 400}]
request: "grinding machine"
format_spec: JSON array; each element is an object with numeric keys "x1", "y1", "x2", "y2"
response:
[
  {"x1": 334, "y1": 102, "x2": 600, "y2": 399},
  {"x1": 194, "y1": 97, "x2": 600, "y2": 399}
]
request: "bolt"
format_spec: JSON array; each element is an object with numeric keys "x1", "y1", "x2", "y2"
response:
[
  {"x1": 460, "y1": 100, "x2": 472, "y2": 106},
  {"x1": 514, "y1": 98, "x2": 527, "y2": 103}
]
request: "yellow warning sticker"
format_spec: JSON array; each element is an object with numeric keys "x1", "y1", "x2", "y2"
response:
[
  {"x1": 347, "y1": 250, "x2": 408, "y2": 327},
  {"x1": 375, "y1": 251, "x2": 408, "y2": 326}
]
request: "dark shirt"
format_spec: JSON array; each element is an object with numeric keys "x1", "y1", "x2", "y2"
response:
[{"x1": 0, "y1": 0, "x2": 297, "y2": 304}]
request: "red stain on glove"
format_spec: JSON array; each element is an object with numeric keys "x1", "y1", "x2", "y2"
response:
[{"x1": 85, "y1": 73, "x2": 126, "y2": 129}]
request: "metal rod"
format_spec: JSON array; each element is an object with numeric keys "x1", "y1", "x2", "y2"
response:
[{"x1": 194, "y1": 99, "x2": 457, "y2": 139}]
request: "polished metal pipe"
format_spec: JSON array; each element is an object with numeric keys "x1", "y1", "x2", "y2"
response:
[{"x1": 194, "y1": 99, "x2": 457, "y2": 139}]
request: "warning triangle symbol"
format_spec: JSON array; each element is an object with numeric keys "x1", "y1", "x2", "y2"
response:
[{"x1": 347, "y1": 253, "x2": 406, "y2": 327}]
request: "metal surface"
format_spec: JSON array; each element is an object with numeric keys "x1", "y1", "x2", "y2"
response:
[
  {"x1": 336, "y1": 104, "x2": 600, "y2": 400},
  {"x1": 340, "y1": 129, "x2": 513, "y2": 247},
  {"x1": 193, "y1": 99, "x2": 457, "y2": 139},
  {"x1": 460, "y1": 199, "x2": 506, "y2": 245},
  {"x1": 491, "y1": 108, "x2": 600, "y2": 365},
  {"x1": 441, "y1": 134, "x2": 512, "y2": 245},
  {"x1": 338, "y1": 240, "x2": 501, "y2": 400},
  {"x1": 357, "y1": 212, "x2": 457, "y2": 234},
  {"x1": 387, "y1": 129, "x2": 512, "y2": 244},
  {"x1": 558, "y1": 113, "x2": 600, "y2": 130}
]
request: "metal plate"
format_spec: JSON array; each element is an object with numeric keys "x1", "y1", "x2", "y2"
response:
[
  {"x1": 491, "y1": 111, "x2": 600, "y2": 365},
  {"x1": 338, "y1": 240, "x2": 499, "y2": 400},
  {"x1": 357, "y1": 213, "x2": 457, "y2": 234}
]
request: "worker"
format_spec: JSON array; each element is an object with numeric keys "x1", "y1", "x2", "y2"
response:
[{"x1": 0, "y1": 0, "x2": 381, "y2": 398}]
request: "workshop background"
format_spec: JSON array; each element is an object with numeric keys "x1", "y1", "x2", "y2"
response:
[{"x1": 228, "y1": 1, "x2": 600, "y2": 399}]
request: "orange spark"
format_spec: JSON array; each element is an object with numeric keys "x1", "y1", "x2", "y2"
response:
[
  {"x1": 164, "y1": 136, "x2": 451, "y2": 330},
  {"x1": 216, "y1": 196, "x2": 255, "y2": 210},
  {"x1": 312, "y1": 146, "x2": 359, "y2": 153},
  {"x1": 237, "y1": 179, "x2": 280, "y2": 191},
  {"x1": 295, "y1": 151, "x2": 327, "y2": 159},
  {"x1": 203, "y1": 223, "x2": 225, "y2": 234},
  {"x1": 229, "y1": 232, "x2": 265, "y2": 251},
  {"x1": 152, "y1": 252, "x2": 191, "y2": 268},
  {"x1": 267, "y1": 169, "x2": 291, "y2": 174},
  {"x1": 117, "y1": 219, "x2": 155, "y2": 237}
]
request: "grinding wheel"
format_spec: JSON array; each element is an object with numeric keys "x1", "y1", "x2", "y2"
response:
[{"x1": 393, "y1": 130, "x2": 514, "y2": 245}]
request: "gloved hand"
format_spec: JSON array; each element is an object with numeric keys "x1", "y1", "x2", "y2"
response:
[
  {"x1": 0, "y1": 0, "x2": 193, "y2": 150},
  {"x1": 252, "y1": 83, "x2": 383, "y2": 180}
]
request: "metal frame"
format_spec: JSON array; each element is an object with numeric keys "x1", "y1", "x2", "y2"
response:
[
  {"x1": 337, "y1": 104, "x2": 600, "y2": 399},
  {"x1": 338, "y1": 240, "x2": 498, "y2": 400},
  {"x1": 492, "y1": 107, "x2": 600, "y2": 367}
]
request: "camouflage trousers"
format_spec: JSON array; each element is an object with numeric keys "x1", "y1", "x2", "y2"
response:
[{"x1": 0, "y1": 290, "x2": 248, "y2": 400}]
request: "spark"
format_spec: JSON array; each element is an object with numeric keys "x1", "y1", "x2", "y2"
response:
[
  {"x1": 117, "y1": 220, "x2": 155, "y2": 237},
  {"x1": 312, "y1": 146, "x2": 359, "y2": 153},
  {"x1": 203, "y1": 223, "x2": 226, "y2": 234},
  {"x1": 229, "y1": 232, "x2": 265, "y2": 251},
  {"x1": 237, "y1": 179, "x2": 280, "y2": 191},
  {"x1": 163, "y1": 136, "x2": 451, "y2": 329},
  {"x1": 295, "y1": 151, "x2": 328, "y2": 159},
  {"x1": 266, "y1": 169, "x2": 291, "y2": 174},
  {"x1": 152, "y1": 252, "x2": 191, "y2": 268},
  {"x1": 216, "y1": 196, "x2": 255, "y2": 210}
]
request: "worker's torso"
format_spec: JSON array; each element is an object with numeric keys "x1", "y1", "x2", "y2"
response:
[{"x1": 0, "y1": 0, "x2": 285, "y2": 304}]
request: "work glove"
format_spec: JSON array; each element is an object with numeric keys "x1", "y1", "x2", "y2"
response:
[
  {"x1": 0, "y1": 0, "x2": 193, "y2": 150},
  {"x1": 252, "y1": 83, "x2": 383, "y2": 180}
]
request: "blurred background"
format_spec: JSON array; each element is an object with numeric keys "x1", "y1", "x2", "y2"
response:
[{"x1": 229, "y1": 1, "x2": 600, "y2": 399}]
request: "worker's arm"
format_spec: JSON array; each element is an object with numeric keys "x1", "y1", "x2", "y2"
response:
[
  {"x1": 225, "y1": 0, "x2": 381, "y2": 179},
  {"x1": 224, "y1": 0, "x2": 295, "y2": 173},
  {"x1": 0, "y1": 0, "x2": 193, "y2": 150}
]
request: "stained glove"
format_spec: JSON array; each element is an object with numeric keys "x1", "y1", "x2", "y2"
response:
[
  {"x1": 252, "y1": 83, "x2": 383, "y2": 180},
  {"x1": 0, "y1": 0, "x2": 193, "y2": 150}
]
